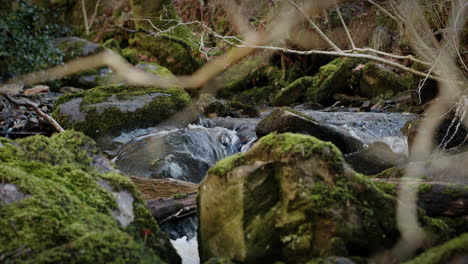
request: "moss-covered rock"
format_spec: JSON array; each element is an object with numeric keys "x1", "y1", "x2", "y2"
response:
[
  {"x1": 359, "y1": 63, "x2": 411, "y2": 99},
  {"x1": 0, "y1": 131, "x2": 180, "y2": 263},
  {"x1": 198, "y1": 133, "x2": 399, "y2": 263},
  {"x1": 53, "y1": 82, "x2": 191, "y2": 138},
  {"x1": 306, "y1": 58, "x2": 361, "y2": 105},
  {"x1": 129, "y1": 0, "x2": 200, "y2": 74},
  {"x1": 403, "y1": 233, "x2": 468, "y2": 264},
  {"x1": 255, "y1": 108, "x2": 363, "y2": 154},
  {"x1": 54, "y1": 37, "x2": 103, "y2": 61},
  {"x1": 274, "y1": 76, "x2": 314, "y2": 106},
  {"x1": 217, "y1": 61, "x2": 283, "y2": 104}
]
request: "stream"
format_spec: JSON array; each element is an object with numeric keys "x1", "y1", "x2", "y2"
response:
[{"x1": 108, "y1": 109, "x2": 417, "y2": 264}]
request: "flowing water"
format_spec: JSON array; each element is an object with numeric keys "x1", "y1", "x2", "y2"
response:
[{"x1": 110, "y1": 110, "x2": 418, "y2": 264}]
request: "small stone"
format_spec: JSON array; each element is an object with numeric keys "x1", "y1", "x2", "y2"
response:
[
  {"x1": 0, "y1": 184, "x2": 26, "y2": 205},
  {"x1": 59, "y1": 86, "x2": 84, "y2": 94},
  {"x1": 24, "y1": 85, "x2": 50, "y2": 96}
]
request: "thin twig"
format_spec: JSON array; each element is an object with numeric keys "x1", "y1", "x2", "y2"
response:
[
  {"x1": 336, "y1": 6, "x2": 356, "y2": 50},
  {"x1": 236, "y1": 44, "x2": 466, "y2": 85},
  {"x1": 0, "y1": 92, "x2": 64, "y2": 133}
]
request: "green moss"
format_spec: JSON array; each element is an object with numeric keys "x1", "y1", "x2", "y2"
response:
[
  {"x1": 274, "y1": 76, "x2": 314, "y2": 106},
  {"x1": 0, "y1": 131, "x2": 179, "y2": 263},
  {"x1": 229, "y1": 101, "x2": 260, "y2": 117},
  {"x1": 307, "y1": 58, "x2": 361, "y2": 105},
  {"x1": 233, "y1": 85, "x2": 278, "y2": 105},
  {"x1": 208, "y1": 153, "x2": 245, "y2": 177},
  {"x1": 122, "y1": 48, "x2": 139, "y2": 64},
  {"x1": 360, "y1": 63, "x2": 411, "y2": 99},
  {"x1": 403, "y1": 233, "x2": 468, "y2": 264},
  {"x1": 53, "y1": 85, "x2": 191, "y2": 138},
  {"x1": 103, "y1": 38, "x2": 122, "y2": 54}
]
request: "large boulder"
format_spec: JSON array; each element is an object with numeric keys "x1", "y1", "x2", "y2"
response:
[
  {"x1": 0, "y1": 131, "x2": 180, "y2": 263},
  {"x1": 53, "y1": 83, "x2": 191, "y2": 138},
  {"x1": 198, "y1": 133, "x2": 399, "y2": 263},
  {"x1": 256, "y1": 108, "x2": 363, "y2": 154},
  {"x1": 114, "y1": 126, "x2": 242, "y2": 183}
]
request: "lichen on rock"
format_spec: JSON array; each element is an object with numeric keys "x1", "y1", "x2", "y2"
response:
[{"x1": 0, "y1": 131, "x2": 180, "y2": 263}]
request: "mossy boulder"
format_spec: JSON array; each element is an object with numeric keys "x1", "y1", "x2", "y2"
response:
[
  {"x1": 256, "y1": 108, "x2": 363, "y2": 154},
  {"x1": 53, "y1": 84, "x2": 191, "y2": 138},
  {"x1": 359, "y1": 63, "x2": 411, "y2": 99},
  {"x1": 274, "y1": 76, "x2": 314, "y2": 106},
  {"x1": 307, "y1": 58, "x2": 361, "y2": 105},
  {"x1": 217, "y1": 61, "x2": 283, "y2": 104},
  {"x1": 0, "y1": 131, "x2": 180, "y2": 263},
  {"x1": 129, "y1": 0, "x2": 200, "y2": 74},
  {"x1": 198, "y1": 133, "x2": 399, "y2": 263},
  {"x1": 403, "y1": 233, "x2": 468, "y2": 264}
]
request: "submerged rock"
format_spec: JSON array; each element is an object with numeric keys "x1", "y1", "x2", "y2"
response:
[
  {"x1": 256, "y1": 108, "x2": 363, "y2": 153},
  {"x1": 53, "y1": 84, "x2": 191, "y2": 138},
  {"x1": 198, "y1": 133, "x2": 399, "y2": 263},
  {"x1": 0, "y1": 131, "x2": 180, "y2": 263},
  {"x1": 115, "y1": 126, "x2": 242, "y2": 183}
]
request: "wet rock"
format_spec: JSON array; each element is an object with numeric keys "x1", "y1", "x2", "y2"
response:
[
  {"x1": 53, "y1": 83, "x2": 191, "y2": 138},
  {"x1": 344, "y1": 142, "x2": 407, "y2": 175},
  {"x1": 0, "y1": 131, "x2": 180, "y2": 263},
  {"x1": 306, "y1": 257, "x2": 357, "y2": 264},
  {"x1": 198, "y1": 133, "x2": 399, "y2": 263},
  {"x1": 114, "y1": 126, "x2": 242, "y2": 183},
  {"x1": 229, "y1": 101, "x2": 260, "y2": 118},
  {"x1": 274, "y1": 76, "x2": 314, "y2": 106},
  {"x1": 256, "y1": 108, "x2": 363, "y2": 153}
]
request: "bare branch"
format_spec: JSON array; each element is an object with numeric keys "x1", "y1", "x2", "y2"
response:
[
  {"x1": 335, "y1": 6, "x2": 356, "y2": 50},
  {"x1": 287, "y1": 0, "x2": 341, "y2": 52},
  {"x1": 0, "y1": 92, "x2": 64, "y2": 133}
]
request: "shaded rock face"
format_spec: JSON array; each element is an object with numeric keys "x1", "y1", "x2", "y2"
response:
[
  {"x1": 256, "y1": 108, "x2": 363, "y2": 154},
  {"x1": 274, "y1": 76, "x2": 314, "y2": 106},
  {"x1": 0, "y1": 131, "x2": 180, "y2": 264},
  {"x1": 54, "y1": 37, "x2": 103, "y2": 61},
  {"x1": 344, "y1": 142, "x2": 407, "y2": 175},
  {"x1": 198, "y1": 133, "x2": 399, "y2": 263},
  {"x1": 53, "y1": 84, "x2": 191, "y2": 138},
  {"x1": 359, "y1": 63, "x2": 410, "y2": 99},
  {"x1": 115, "y1": 126, "x2": 242, "y2": 183}
]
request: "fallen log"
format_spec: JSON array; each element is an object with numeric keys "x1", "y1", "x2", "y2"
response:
[
  {"x1": 146, "y1": 193, "x2": 197, "y2": 221},
  {"x1": 130, "y1": 176, "x2": 198, "y2": 222},
  {"x1": 372, "y1": 179, "x2": 468, "y2": 217}
]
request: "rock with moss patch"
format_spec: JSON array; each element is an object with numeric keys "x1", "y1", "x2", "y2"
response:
[
  {"x1": 274, "y1": 76, "x2": 314, "y2": 106},
  {"x1": 403, "y1": 233, "x2": 468, "y2": 264},
  {"x1": 359, "y1": 63, "x2": 411, "y2": 99},
  {"x1": 53, "y1": 84, "x2": 191, "y2": 138},
  {"x1": 344, "y1": 142, "x2": 407, "y2": 175},
  {"x1": 0, "y1": 131, "x2": 180, "y2": 263},
  {"x1": 307, "y1": 58, "x2": 361, "y2": 105},
  {"x1": 256, "y1": 108, "x2": 363, "y2": 153},
  {"x1": 198, "y1": 133, "x2": 399, "y2": 263}
]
